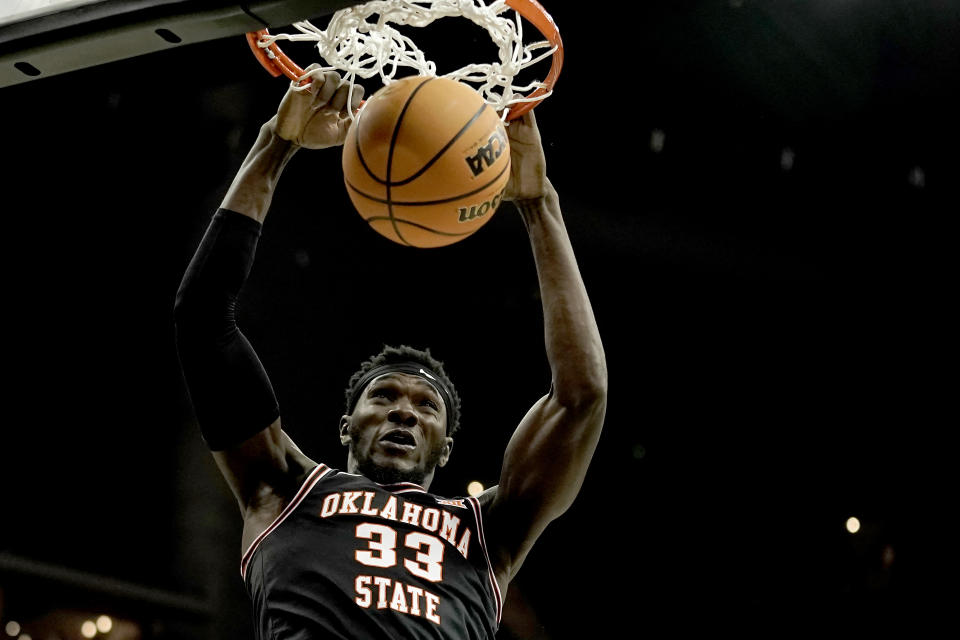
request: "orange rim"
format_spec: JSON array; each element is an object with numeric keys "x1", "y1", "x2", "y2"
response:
[
  {"x1": 503, "y1": 0, "x2": 564, "y2": 120},
  {"x1": 245, "y1": 0, "x2": 563, "y2": 118},
  {"x1": 245, "y1": 30, "x2": 307, "y2": 85}
]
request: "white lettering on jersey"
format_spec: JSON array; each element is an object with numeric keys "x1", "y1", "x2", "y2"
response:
[
  {"x1": 400, "y1": 501, "x2": 423, "y2": 527},
  {"x1": 353, "y1": 575, "x2": 442, "y2": 626},
  {"x1": 321, "y1": 493, "x2": 340, "y2": 517},
  {"x1": 339, "y1": 491, "x2": 362, "y2": 514},
  {"x1": 319, "y1": 491, "x2": 469, "y2": 558},
  {"x1": 456, "y1": 528, "x2": 471, "y2": 559},
  {"x1": 380, "y1": 495, "x2": 398, "y2": 521},
  {"x1": 425, "y1": 591, "x2": 441, "y2": 624},
  {"x1": 360, "y1": 492, "x2": 379, "y2": 516},
  {"x1": 440, "y1": 511, "x2": 460, "y2": 544},
  {"x1": 421, "y1": 508, "x2": 440, "y2": 532},
  {"x1": 355, "y1": 575, "x2": 373, "y2": 607},
  {"x1": 390, "y1": 580, "x2": 409, "y2": 613}
]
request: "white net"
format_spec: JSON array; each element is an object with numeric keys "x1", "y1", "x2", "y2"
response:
[{"x1": 255, "y1": 0, "x2": 558, "y2": 120}]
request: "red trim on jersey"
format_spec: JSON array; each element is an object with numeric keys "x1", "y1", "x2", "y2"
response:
[
  {"x1": 467, "y1": 496, "x2": 503, "y2": 625},
  {"x1": 378, "y1": 481, "x2": 427, "y2": 494},
  {"x1": 240, "y1": 463, "x2": 333, "y2": 580}
]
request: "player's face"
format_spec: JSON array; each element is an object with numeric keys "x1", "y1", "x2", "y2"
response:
[{"x1": 340, "y1": 373, "x2": 453, "y2": 488}]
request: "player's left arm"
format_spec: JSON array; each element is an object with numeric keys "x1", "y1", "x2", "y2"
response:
[{"x1": 482, "y1": 111, "x2": 608, "y2": 590}]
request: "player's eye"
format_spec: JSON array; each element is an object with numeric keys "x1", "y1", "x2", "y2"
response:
[{"x1": 421, "y1": 398, "x2": 439, "y2": 411}]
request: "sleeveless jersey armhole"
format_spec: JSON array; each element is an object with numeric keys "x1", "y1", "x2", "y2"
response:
[
  {"x1": 240, "y1": 463, "x2": 334, "y2": 580},
  {"x1": 467, "y1": 495, "x2": 503, "y2": 626}
]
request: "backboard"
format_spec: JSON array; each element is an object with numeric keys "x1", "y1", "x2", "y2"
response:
[{"x1": 0, "y1": 0, "x2": 355, "y2": 88}]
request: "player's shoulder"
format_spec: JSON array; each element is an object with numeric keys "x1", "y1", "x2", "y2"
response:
[{"x1": 475, "y1": 485, "x2": 499, "y2": 511}]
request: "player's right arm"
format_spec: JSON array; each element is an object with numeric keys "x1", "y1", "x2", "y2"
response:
[{"x1": 173, "y1": 71, "x2": 361, "y2": 524}]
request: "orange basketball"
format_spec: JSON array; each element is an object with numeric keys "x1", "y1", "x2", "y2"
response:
[{"x1": 342, "y1": 76, "x2": 511, "y2": 248}]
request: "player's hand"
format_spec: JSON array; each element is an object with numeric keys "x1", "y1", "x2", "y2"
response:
[
  {"x1": 267, "y1": 67, "x2": 364, "y2": 149},
  {"x1": 502, "y1": 110, "x2": 551, "y2": 202}
]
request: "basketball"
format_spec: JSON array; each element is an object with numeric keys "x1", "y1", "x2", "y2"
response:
[{"x1": 342, "y1": 76, "x2": 511, "y2": 248}]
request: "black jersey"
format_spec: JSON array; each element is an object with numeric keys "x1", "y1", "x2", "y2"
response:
[{"x1": 241, "y1": 463, "x2": 502, "y2": 639}]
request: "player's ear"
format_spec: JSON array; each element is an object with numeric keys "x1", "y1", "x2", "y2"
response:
[
  {"x1": 438, "y1": 436, "x2": 453, "y2": 467},
  {"x1": 339, "y1": 415, "x2": 352, "y2": 446}
]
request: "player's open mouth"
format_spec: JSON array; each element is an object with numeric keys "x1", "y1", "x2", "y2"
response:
[{"x1": 379, "y1": 429, "x2": 417, "y2": 451}]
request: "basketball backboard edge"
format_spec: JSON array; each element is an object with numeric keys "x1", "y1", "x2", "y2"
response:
[{"x1": 0, "y1": 1, "x2": 355, "y2": 88}]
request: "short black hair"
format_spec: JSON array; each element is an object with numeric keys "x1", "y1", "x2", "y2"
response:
[{"x1": 344, "y1": 345, "x2": 462, "y2": 435}]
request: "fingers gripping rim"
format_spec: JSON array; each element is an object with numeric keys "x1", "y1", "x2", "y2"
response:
[{"x1": 245, "y1": 1, "x2": 564, "y2": 116}]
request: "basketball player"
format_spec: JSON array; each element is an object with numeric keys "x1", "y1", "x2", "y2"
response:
[{"x1": 174, "y1": 70, "x2": 607, "y2": 639}]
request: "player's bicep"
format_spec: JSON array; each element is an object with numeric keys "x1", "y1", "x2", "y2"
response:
[
  {"x1": 499, "y1": 394, "x2": 596, "y2": 513},
  {"x1": 485, "y1": 393, "x2": 605, "y2": 582}
]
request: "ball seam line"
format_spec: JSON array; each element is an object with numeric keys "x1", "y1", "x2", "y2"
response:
[
  {"x1": 388, "y1": 103, "x2": 489, "y2": 187},
  {"x1": 344, "y1": 158, "x2": 510, "y2": 206},
  {"x1": 387, "y1": 77, "x2": 436, "y2": 246},
  {"x1": 363, "y1": 217, "x2": 475, "y2": 238}
]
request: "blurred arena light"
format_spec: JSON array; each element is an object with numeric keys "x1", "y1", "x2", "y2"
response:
[
  {"x1": 882, "y1": 545, "x2": 895, "y2": 569},
  {"x1": 96, "y1": 616, "x2": 112, "y2": 633},
  {"x1": 780, "y1": 148, "x2": 795, "y2": 171},
  {"x1": 0, "y1": 607, "x2": 145, "y2": 640},
  {"x1": 650, "y1": 129, "x2": 666, "y2": 153},
  {"x1": 909, "y1": 166, "x2": 925, "y2": 188},
  {"x1": 846, "y1": 516, "x2": 861, "y2": 534},
  {"x1": 467, "y1": 481, "x2": 484, "y2": 497},
  {"x1": 80, "y1": 620, "x2": 96, "y2": 638}
]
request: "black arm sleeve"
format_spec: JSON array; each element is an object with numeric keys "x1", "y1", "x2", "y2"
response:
[{"x1": 174, "y1": 209, "x2": 280, "y2": 450}]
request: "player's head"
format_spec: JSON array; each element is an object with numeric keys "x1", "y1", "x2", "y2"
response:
[{"x1": 340, "y1": 345, "x2": 462, "y2": 487}]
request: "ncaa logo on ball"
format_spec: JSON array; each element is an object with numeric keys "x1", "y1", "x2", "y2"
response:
[{"x1": 464, "y1": 125, "x2": 508, "y2": 177}]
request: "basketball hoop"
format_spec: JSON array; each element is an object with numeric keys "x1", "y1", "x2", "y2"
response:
[{"x1": 245, "y1": 0, "x2": 563, "y2": 121}]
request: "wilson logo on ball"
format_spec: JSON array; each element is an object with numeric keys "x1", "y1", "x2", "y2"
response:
[
  {"x1": 458, "y1": 188, "x2": 506, "y2": 223},
  {"x1": 465, "y1": 128, "x2": 508, "y2": 177}
]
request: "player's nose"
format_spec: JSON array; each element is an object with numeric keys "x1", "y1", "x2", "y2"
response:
[{"x1": 387, "y1": 405, "x2": 418, "y2": 427}]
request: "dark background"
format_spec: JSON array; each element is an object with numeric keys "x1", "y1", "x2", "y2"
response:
[{"x1": 1, "y1": 1, "x2": 955, "y2": 637}]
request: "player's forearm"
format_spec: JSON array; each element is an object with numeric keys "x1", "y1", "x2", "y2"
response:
[
  {"x1": 517, "y1": 184, "x2": 607, "y2": 406},
  {"x1": 221, "y1": 122, "x2": 300, "y2": 223},
  {"x1": 491, "y1": 189, "x2": 606, "y2": 537}
]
